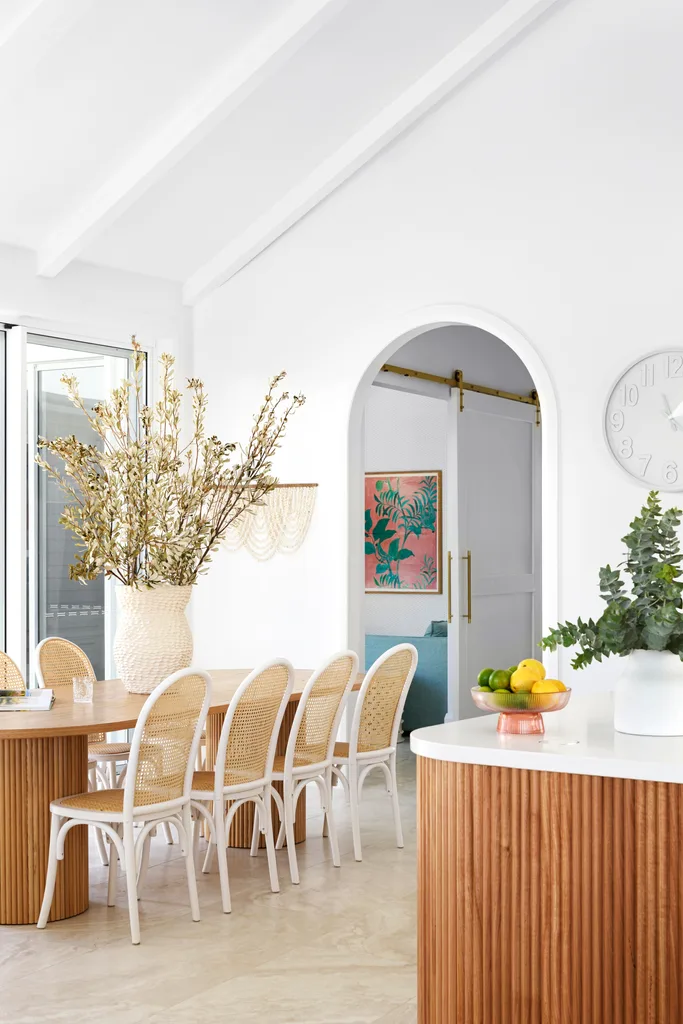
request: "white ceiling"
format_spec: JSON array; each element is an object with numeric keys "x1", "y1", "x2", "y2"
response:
[{"x1": 0, "y1": 0, "x2": 563, "y2": 302}]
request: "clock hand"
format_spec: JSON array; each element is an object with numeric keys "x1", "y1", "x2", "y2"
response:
[{"x1": 662, "y1": 393, "x2": 678, "y2": 432}]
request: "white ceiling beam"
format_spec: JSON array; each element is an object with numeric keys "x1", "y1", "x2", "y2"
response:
[
  {"x1": 37, "y1": 0, "x2": 348, "y2": 278},
  {"x1": 183, "y1": 0, "x2": 566, "y2": 306}
]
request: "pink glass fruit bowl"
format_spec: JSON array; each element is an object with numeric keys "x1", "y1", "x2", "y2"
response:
[{"x1": 470, "y1": 687, "x2": 572, "y2": 735}]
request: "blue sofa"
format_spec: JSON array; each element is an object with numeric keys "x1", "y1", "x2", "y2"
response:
[{"x1": 365, "y1": 633, "x2": 447, "y2": 734}]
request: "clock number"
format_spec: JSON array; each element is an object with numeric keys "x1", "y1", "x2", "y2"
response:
[
  {"x1": 610, "y1": 410, "x2": 625, "y2": 431},
  {"x1": 637, "y1": 454, "x2": 652, "y2": 477},
  {"x1": 664, "y1": 461, "x2": 678, "y2": 485},
  {"x1": 666, "y1": 355, "x2": 683, "y2": 379},
  {"x1": 619, "y1": 384, "x2": 639, "y2": 407},
  {"x1": 641, "y1": 362, "x2": 655, "y2": 387},
  {"x1": 620, "y1": 437, "x2": 633, "y2": 459}
]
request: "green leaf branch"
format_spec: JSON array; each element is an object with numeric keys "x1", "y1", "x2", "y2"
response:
[{"x1": 541, "y1": 491, "x2": 683, "y2": 669}]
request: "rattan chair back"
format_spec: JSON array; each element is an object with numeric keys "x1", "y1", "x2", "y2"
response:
[
  {"x1": 126, "y1": 668, "x2": 211, "y2": 811},
  {"x1": 352, "y1": 644, "x2": 418, "y2": 754},
  {"x1": 288, "y1": 651, "x2": 358, "y2": 770},
  {"x1": 35, "y1": 636, "x2": 105, "y2": 742},
  {"x1": 0, "y1": 651, "x2": 24, "y2": 691},
  {"x1": 216, "y1": 659, "x2": 294, "y2": 790}
]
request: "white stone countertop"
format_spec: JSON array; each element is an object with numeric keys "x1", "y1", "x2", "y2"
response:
[{"x1": 409, "y1": 692, "x2": 683, "y2": 783}]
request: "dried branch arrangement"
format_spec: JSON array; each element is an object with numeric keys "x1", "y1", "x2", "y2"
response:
[{"x1": 36, "y1": 338, "x2": 305, "y2": 586}]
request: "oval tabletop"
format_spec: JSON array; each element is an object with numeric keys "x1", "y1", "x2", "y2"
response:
[{"x1": 0, "y1": 669, "x2": 365, "y2": 739}]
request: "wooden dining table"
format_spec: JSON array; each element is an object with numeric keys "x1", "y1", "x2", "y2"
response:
[{"x1": 0, "y1": 668, "x2": 363, "y2": 926}]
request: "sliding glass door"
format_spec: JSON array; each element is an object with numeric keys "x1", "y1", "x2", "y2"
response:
[{"x1": 27, "y1": 336, "x2": 143, "y2": 683}]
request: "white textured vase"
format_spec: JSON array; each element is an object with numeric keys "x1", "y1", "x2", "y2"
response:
[
  {"x1": 614, "y1": 650, "x2": 683, "y2": 736},
  {"x1": 114, "y1": 584, "x2": 193, "y2": 694}
]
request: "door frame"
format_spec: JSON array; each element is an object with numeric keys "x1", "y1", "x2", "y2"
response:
[{"x1": 347, "y1": 303, "x2": 559, "y2": 686}]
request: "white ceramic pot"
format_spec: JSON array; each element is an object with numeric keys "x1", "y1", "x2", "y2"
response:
[
  {"x1": 114, "y1": 584, "x2": 193, "y2": 694},
  {"x1": 614, "y1": 649, "x2": 683, "y2": 736}
]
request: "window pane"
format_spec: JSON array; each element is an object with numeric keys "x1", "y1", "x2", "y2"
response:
[
  {"x1": 35, "y1": 363, "x2": 106, "y2": 677},
  {"x1": 27, "y1": 336, "x2": 141, "y2": 682}
]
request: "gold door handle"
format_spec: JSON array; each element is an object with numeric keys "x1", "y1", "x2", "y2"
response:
[
  {"x1": 462, "y1": 550, "x2": 472, "y2": 624},
  {"x1": 447, "y1": 551, "x2": 453, "y2": 623}
]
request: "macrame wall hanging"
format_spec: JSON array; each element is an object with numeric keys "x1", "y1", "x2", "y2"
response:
[{"x1": 223, "y1": 483, "x2": 318, "y2": 561}]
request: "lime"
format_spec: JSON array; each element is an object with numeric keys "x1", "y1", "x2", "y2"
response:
[
  {"x1": 489, "y1": 669, "x2": 511, "y2": 691},
  {"x1": 508, "y1": 665, "x2": 519, "y2": 676},
  {"x1": 477, "y1": 667, "x2": 494, "y2": 686},
  {"x1": 477, "y1": 684, "x2": 492, "y2": 692}
]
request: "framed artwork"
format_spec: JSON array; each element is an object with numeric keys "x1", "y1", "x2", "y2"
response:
[{"x1": 364, "y1": 471, "x2": 442, "y2": 593}]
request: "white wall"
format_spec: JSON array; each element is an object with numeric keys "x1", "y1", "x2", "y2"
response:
[
  {"x1": 364, "y1": 387, "x2": 447, "y2": 636},
  {"x1": 191, "y1": 0, "x2": 683, "y2": 691},
  {"x1": 0, "y1": 242, "x2": 190, "y2": 367}
]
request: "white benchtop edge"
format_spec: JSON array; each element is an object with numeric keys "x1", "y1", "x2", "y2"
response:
[{"x1": 409, "y1": 693, "x2": 683, "y2": 785}]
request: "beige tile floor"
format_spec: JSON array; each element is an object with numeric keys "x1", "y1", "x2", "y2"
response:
[{"x1": 0, "y1": 744, "x2": 417, "y2": 1024}]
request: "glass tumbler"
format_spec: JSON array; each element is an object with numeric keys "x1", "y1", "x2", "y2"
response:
[{"x1": 72, "y1": 676, "x2": 93, "y2": 703}]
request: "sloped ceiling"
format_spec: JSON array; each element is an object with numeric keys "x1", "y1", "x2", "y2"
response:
[{"x1": 0, "y1": 0, "x2": 564, "y2": 303}]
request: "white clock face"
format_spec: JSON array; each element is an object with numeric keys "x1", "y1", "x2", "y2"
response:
[{"x1": 605, "y1": 350, "x2": 683, "y2": 491}]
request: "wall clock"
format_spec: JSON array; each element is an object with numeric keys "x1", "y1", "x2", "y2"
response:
[{"x1": 605, "y1": 350, "x2": 683, "y2": 491}]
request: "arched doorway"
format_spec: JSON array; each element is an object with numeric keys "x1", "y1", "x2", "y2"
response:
[{"x1": 347, "y1": 304, "x2": 559, "y2": 722}]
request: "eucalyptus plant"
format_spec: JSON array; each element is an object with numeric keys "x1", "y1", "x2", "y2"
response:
[
  {"x1": 541, "y1": 491, "x2": 683, "y2": 668},
  {"x1": 36, "y1": 338, "x2": 305, "y2": 587}
]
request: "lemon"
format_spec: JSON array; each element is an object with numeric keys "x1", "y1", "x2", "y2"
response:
[
  {"x1": 518, "y1": 658, "x2": 546, "y2": 680},
  {"x1": 510, "y1": 667, "x2": 538, "y2": 693},
  {"x1": 531, "y1": 678, "x2": 562, "y2": 694}
]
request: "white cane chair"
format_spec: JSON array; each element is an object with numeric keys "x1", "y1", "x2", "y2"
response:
[
  {"x1": 191, "y1": 658, "x2": 294, "y2": 913},
  {"x1": 35, "y1": 637, "x2": 139, "y2": 864},
  {"x1": 37, "y1": 668, "x2": 211, "y2": 945},
  {"x1": 35, "y1": 637, "x2": 132, "y2": 786},
  {"x1": 330, "y1": 643, "x2": 417, "y2": 862},
  {"x1": 262, "y1": 651, "x2": 358, "y2": 885},
  {"x1": 0, "y1": 650, "x2": 25, "y2": 690}
]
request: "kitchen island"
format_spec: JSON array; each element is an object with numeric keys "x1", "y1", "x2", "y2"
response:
[{"x1": 410, "y1": 693, "x2": 683, "y2": 1024}]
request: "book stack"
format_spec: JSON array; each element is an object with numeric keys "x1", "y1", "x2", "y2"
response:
[{"x1": 0, "y1": 689, "x2": 55, "y2": 711}]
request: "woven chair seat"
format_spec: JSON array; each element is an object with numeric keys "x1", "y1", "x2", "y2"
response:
[
  {"x1": 333, "y1": 741, "x2": 350, "y2": 759},
  {"x1": 272, "y1": 752, "x2": 323, "y2": 773},
  {"x1": 191, "y1": 766, "x2": 265, "y2": 792},
  {"x1": 88, "y1": 741, "x2": 131, "y2": 757},
  {"x1": 59, "y1": 789, "x2": 124, "y2": 814}
]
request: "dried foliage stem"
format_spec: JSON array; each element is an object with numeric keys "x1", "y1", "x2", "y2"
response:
[{"x1": 36, "y1": 338, "x2": 305, "y2": 587}]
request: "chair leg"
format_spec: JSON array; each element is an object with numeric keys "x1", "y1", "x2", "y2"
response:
[
  {"x1": 163, "y1": 821, "x2": 175, "y2": 845},
  {"x1": 202, "y1": 831, "x2": 216, "y2": 873},
  {"x1": 283, "y1": 779, "x2": 299, "y2": 885},
  {"x1": 324, "y1": 767, "x2": 341, "y2": 868},
  {"x1": 37, "y1": 813, "x2": 61, "y2": 928},
  {"x1": 389, "y1": 752, "x2": 404, "y2": 849},
  {"x1": 94, "y1": 826, "x2": 109, "y2": 867},
  {"x1": 182, "y1": 805, "x2": 201, "y2": 923},
  {"x1": 107, "y1": 761, "x2": 116, "y2": 789},
  {"x1": 137, "y1": 833, "x2": 151, "y2": 898},
  {"x1": 250, "y1": 802, "x2": 261, "y2": 857},
  {"x1": 261, "y1": 791, "x2": 280, "y2": 893},
  {"x1": 107, "y1": 826, "x2": 120, "y2": 907},
  {"x1": 349, "y1": 761, "x2": 362, "y2": 862},
  {"x1": 123, "y1": 823, "x2": 141, "y2": 945},
  {"x1": 214, "y1": 802, "x2": 231, "y2": 914}
]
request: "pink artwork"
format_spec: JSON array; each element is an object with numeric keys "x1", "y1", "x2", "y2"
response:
[{"x1": 364, "y1": 471, "x2": 442, "y2": 593}]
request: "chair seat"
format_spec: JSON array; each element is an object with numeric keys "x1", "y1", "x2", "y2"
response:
[
  {"x1": 191, "y1": 767, "x2": 265, "y2": 793},
  {"x1": 56, "y1": 789, "x2": 124, "y2": 814},
  {"x1": 88, "y1": 741, "x2": 131, "y2": 757},
  {"x1": 272, "y1": 752, "x2": 327, "y2": 774},
  {"x1": 332, "y1": 742, "x2": 395, "y2": 762}
]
